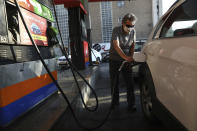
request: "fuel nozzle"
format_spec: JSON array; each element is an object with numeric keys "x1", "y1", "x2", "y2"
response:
[{"x1": 133, "y1": 52, "x2": 146, "y2": 63}]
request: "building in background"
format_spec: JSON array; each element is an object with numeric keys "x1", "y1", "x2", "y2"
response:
[
  {"x1": 52, "y1": 0, "x2": 177, "y2": 47},
  {"x1": 89, "y1": 0, "x2": 153, "y2": 44},
  {"x1": 53, "y1": 5, "x2": 69, "y2": 48},
  {"x1": 161, "y1": 0, "x2": 176, "y2": 14},
  {"x1": 152, "y1": 0, "x2": 177, "y2": 26},
  {"x1": 100, "y1": 2, "x2": 113, "y2": 43},
  {"x1": 51, "y1": 5, "x2": 69, "y2": 56},
  {"x1": 88, "y1": 0, "x2": 177, "y2": 44}
]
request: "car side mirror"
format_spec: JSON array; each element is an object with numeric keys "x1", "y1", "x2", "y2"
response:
[{"x1": 174, "y1": 28, "x2": 194, "y2": 37}]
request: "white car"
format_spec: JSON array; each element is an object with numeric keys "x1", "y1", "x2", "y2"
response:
[
  {"x1": 92, "y1": 43, "x2": 110, "y2": 54},
  {"x1": 91, "y1": 48, "x2": 102, "y2": 63},
  {"x1": 57, "y1": 48, "x2": 102, "y2": 68},
  {"x1": 139, "y1": 0, "x2": 197, "y2": 131},
  {"x1": 57, "y1": 55, "x2": 71, "y2": 69}
]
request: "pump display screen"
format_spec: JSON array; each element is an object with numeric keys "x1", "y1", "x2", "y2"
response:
[
  {"x1": 8, "y1": 0, "x2": 54, "y2": 22},
  {"x1": 81, "y1": 19, "x2": 87, "y2": 39},
  {"x1": 19, "y1": 8, "x2": 48, "y2": 46}
]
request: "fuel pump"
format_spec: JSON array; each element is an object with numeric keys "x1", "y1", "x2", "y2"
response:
[
  {"x1": 14, "y1": 0, "x2": 146, "y2": 130},
  {"x1": 54, "y1": 0, "x2": 90, "y2": 70}
]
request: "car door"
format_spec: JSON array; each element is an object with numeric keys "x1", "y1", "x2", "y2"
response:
[
  {"x1": 146, "y1": 0, "x2": 197, "y2": 130},
  {"x1": 144, "y1": 0, "x2": 183, "y2": 105}
]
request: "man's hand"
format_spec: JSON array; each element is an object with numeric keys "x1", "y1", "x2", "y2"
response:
[{"x1": 125, "y1": 56, "x2": 134, "y2": 62}]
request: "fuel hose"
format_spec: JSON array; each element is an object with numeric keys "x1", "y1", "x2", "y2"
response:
[{"x1": 14, "y1": 0, "x2": 143, "y2": 130}]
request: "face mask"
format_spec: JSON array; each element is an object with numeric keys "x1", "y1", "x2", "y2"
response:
[
  {"x1": 123, "y1": 26, "x2": 133, "y2": 33},
  {"x1": 123, "y1": 26, "x2": 129, "y2": 33}
]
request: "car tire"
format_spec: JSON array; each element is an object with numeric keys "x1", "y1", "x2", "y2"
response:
[
  {"x1": 96, "y1": 57, "x2": 101, "y2": 63},
  {"x1": 140, "y1": 64, "x2": 158, "y2": 122}
]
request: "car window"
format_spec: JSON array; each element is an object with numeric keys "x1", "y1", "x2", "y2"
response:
[
  {"x1": 152, "y1": 12, "x2": 171, "y2": 39},
  {"x1": 160, "y1": 0, "x2": 197, "y2": 38},
  {"x1": 168, "y1": 0, "x2": 179, "y2": 10},
  {"x1": 152, "y1": 4, "x2": 178, "y2": 40}
]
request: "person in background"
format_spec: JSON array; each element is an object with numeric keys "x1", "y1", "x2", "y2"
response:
[
  {"x1": 47, "y1": 22, "x2": 59, "y2": 46},
  {"x1": 109, "y1": 13, "x2": 137, "y2": 111}
]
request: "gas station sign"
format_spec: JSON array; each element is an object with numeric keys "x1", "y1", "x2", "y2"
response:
[
  {"x1": 19, "y1": 8, "x2": 48, "y2": 46},
  {"x1": 81, "y1": 0, "x2": 84, "y2": 6},
  {"x1": 9, "y1": 0, "x2": 54, "y2": 22}
]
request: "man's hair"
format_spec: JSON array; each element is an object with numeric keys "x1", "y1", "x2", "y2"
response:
[{"x1": 122, "y1": 13, "x2": 137, "y2": 24}]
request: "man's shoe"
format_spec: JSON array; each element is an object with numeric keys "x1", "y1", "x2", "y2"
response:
[
  {"x1": 111, "y1": 101, "x2": 119, "y2": 109},
  {"x1": 128, "y1": 105, "x2": 136, "y2": 112}
]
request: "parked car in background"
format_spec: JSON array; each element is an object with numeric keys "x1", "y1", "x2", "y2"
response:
[
  {"x1": 91, "y1": 48, "x2": 102, "y2": 63},
  {"x1": 93, "y1": 42, "x2": 110, "y2": 62},
  {"x1": 57, "y1": 48, "x2": 102, "y2": 69},
  {"x1": 93, "y1": 41, "x2": 147, "y2": 63},
  {"x1": 92, "y1": 43, "x2": 101, "y2": 52},
  {"x1": 93, "y1": 42, "x2": 110, "y2": 54},
  {"x1": 139, "y1": 0, "x2": 197, "y2": 131},
  {"x1": 102, "y1": 52, "x2": 110, "y2": 62},
  {"x1": 57, "y1": 55, "x2": 71, "y2": 70}
]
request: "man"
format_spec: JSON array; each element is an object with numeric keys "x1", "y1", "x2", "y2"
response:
[
  {"x1": 109, "y1": 13, "x2": 137, "y2": 110},
  {"x1": 46, "y1": 22, "x2": 59, "y2": 46}
]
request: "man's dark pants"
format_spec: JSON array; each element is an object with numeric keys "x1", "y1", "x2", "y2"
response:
[{"x1": 109, "y1": 60, "x2": 135, "y2": 107}]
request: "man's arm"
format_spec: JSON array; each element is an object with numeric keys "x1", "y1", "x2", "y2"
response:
[
  {"x1": 130, "y1": 41, "x2": 135, "y2": 57},
  {"x1": 130, "y1": 29, "x2": 136, "y2": 57},
  {"x1": 113, "y1": 40, "x2": 133, "y2": 62}
]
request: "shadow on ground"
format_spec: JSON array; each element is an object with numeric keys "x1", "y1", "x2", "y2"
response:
[{"x1": 51, "y1": 63, "x2": 169, "y2": 131}]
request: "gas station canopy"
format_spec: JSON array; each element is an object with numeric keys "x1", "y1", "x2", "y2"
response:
[
  {"x1": 54, "y1": 0, "x2": 87, "y2": 14},
  {"x1": 88, "y1": 0, "x2": 130, "y2": 2},
  {"x1": 53, "y1": 0, "x2": 131, "y2": 14},
  {"x1": 54, "y1": 0, "x2": 130, "y2": 4}
]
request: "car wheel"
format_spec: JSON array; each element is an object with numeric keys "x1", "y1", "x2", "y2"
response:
[
  {"x1": 140, "y1": 65, "x2": 158, "y2": 122},
  {"x1": 141, "y1": 80, "x2": 154, "y2": 120},
  {"x1": 96, "y1": 57, "x2": 101, "y2": 63}
]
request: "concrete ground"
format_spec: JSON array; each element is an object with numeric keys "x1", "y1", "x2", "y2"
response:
[
  {"x1": 1, "y1": 65, "x2": 98, "y2": 131},
  {"x1": 51, "y1": 63, "x2": 169, "y2": 131}
]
